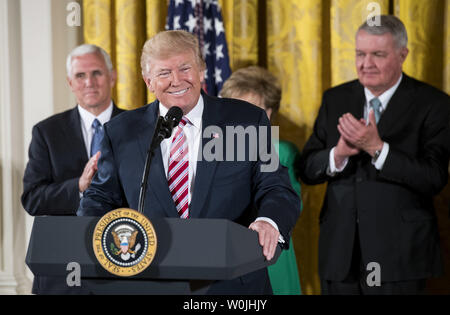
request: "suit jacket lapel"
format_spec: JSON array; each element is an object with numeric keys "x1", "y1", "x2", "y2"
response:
[
  {"x1": 137, "y1": 101, "x2": 178, "y2": 217},
  {"x1": 68, "y1": 107, "x2": 89, "y2": 162},
  {"x1": 350, "y1": 81, "x2": 366, "y2": 120},
  {"x1": 189, "y1": 93, "x2": 220, "y2": 218},
  {"x1": 111, "y1": 102, "x2": 123, "y2": 118},
  {"x1": 377, "y1": 74, "x2": 413, "y2": 138}
]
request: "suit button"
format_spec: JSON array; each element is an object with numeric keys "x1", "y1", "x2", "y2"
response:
[{"x1": 356, "y1": 177, "x2": 363, "y2": 183}]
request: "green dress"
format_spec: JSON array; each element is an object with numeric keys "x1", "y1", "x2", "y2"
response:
[{"x1": 267, "y1": 140, "x2": 303, "y2": 295}]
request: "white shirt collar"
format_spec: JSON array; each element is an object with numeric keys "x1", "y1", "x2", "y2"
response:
[
  {"x1": 158, "y1": 95, "x2": 204, "y2": 131},
  {"x1": 77, "y1": 101, "x2": 113, "y2": 130},
  {"x1": 364, "y1": 74, "x2": 403, "y2": 111}
]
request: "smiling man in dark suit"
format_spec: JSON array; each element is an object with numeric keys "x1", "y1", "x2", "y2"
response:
[
  {"x1": 21, "y1": 44, "x2": 124, "y2": 294},
  {"x1": 77, "y1": 30, "x2": 301, "y2": 294},
  {"x1": 299, "y1": 15, "x2": 450, "y2": 295},
  {"x1": 22, "y1": 44, "x2": 124, "y2": 216}
]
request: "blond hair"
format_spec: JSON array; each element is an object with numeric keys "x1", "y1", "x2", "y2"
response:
[
  {"x1": 220, "y1": 66, "x2": 281, "y2": 113},
  {"x1": 141, "y1": 30, "x2": 206, "y2": 77}
]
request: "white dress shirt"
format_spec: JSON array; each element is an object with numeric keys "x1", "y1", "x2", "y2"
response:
[
  {"x1": 328, "y1": 74, "x2": 403, "y2": 175},
  {"x1": 77, "y1": 101, "x2": 113, "y2": 158}
]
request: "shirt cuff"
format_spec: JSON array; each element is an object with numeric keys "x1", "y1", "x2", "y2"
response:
[
  {"x1": 327, "y1": 147, "x2": 348, "y2": 176},
  {"x1": 254, "y1": 217, "x2": 285, "y2": 244},
  {"x1": 372, "y1": 142, "x2": 389, "y2": 170}
]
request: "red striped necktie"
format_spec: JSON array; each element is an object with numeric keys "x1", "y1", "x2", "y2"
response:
[{"x1": 168, "y1": 117, "x2": 190, "y2": 219}]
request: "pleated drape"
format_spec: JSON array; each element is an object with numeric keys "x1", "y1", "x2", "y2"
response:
[
  {"x1": 82, "y1": 0, "x2": 450, "y2": 294},
  {"x1": 395, "y1": 0, "x2": 448, "y2": 90}
]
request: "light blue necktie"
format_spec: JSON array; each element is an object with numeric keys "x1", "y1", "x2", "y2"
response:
[
  {"x1": 369, "y1": 97, "x2": 382, "y2": 124},
  {"x1": 90, "y1": 119, "x2": 104, "y2": 157}
]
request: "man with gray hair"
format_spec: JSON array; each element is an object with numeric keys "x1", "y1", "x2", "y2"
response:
[
  {"x1": 22, "y1": 44, "x2": 124, "y2": 294},
  {"x1": 299, "y1": 15, "x2": 450, "y2": 294}
]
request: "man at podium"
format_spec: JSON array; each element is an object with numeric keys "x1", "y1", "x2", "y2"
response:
[{"x1": 77, "y1": 30, "x2": 301, "y2": 294}]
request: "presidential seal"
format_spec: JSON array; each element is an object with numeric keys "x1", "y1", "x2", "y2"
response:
[{"x1": 92, "y1": 208, "x2": 157, "y2": 277}]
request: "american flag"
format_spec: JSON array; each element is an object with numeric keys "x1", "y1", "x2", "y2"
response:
[{"x1": 166, "y1": 0, "x2": 231, "y2": 96}]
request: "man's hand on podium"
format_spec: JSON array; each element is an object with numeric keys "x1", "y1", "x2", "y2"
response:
[{"x1": 248, "y1": 220, "x2": 279, "y2": 261}]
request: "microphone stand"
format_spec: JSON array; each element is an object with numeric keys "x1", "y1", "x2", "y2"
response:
[{"x1": 138, "y1": 117, "x2": 171, "y2": 214}]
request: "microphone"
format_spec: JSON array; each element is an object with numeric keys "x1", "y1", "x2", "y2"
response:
[
  {"x1": 158, "y1": 106, "x2": 183, "y2": 140},
  {"x1": 138, "y1": 106, "x2": 183, "y2": 213}
]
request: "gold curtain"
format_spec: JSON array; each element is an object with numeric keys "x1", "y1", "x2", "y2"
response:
[
  {"x1": 83, "y1": 0, "x2": 166, "y2": 109},
  {"x1": 83, "y1": 0, "x2": 450, "y2": 294},
  {"x1": 395, "y1": 0, "x2": 448, "y2": 89}
]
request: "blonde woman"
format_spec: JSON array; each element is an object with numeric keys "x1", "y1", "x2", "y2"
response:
[{"x1": 221, "y1": 66, "x2": 302, "y2": 295}]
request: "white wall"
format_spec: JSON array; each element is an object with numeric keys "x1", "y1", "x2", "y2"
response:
[{"x1": 0, "y1": 0, "x2": 81, "y2": 294}]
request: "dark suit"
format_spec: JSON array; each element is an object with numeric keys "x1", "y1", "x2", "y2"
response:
[
  {"x1": 299, "y1": 74, "x2": 450, "y2": 290},
  {"x1": 22, "y1": 105, "x2": 124, "y2": 216},
  {"x1": 78, "y1": 93, "x2": 301, "y2": 294},
  {"x1": 21, "y1": 104, "x2": 124, "y2": 293}
]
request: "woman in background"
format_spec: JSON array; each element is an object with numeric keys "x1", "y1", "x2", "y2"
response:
[{"x1": 220, "y1": 66, "x2": 302, "y2": 295}]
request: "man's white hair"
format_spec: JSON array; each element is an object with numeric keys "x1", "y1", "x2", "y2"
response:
[{"x1": 66, "y1": 44, "x2": 113, "y2": 77}]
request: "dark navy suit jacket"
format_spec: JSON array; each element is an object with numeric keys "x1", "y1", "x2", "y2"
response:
[
  {"x1": 78, "y1": 93, "x2": 301, "y2": 294},
  {"x1": 22, "y1": 104, "x2": 124, "y2": 216}
]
